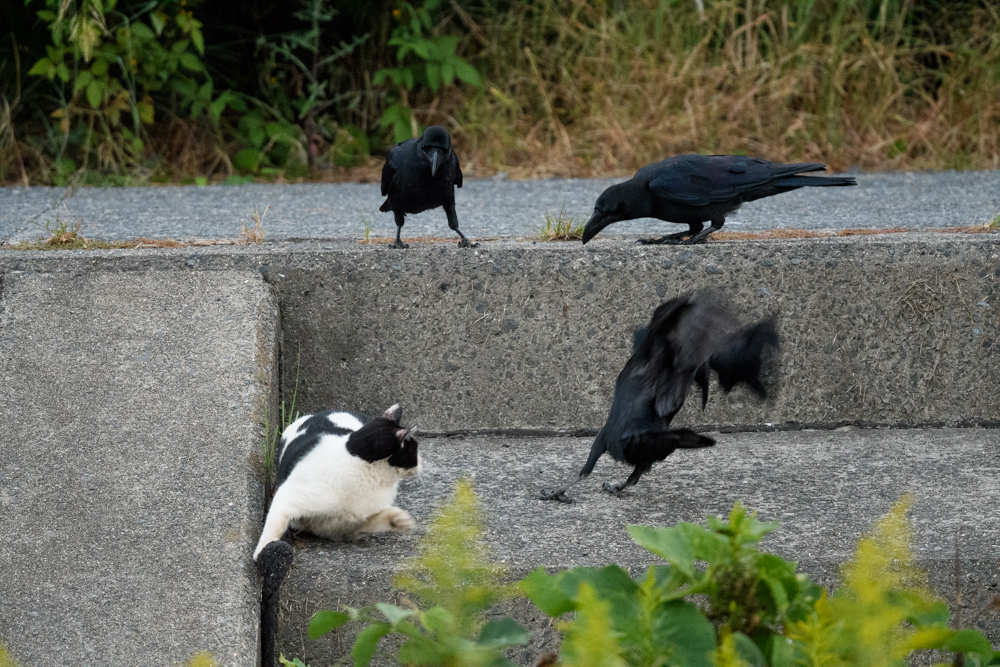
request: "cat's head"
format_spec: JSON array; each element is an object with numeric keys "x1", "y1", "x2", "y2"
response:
[{"x1": 346, "y1": 404, "x2": 421, "y2": 476}]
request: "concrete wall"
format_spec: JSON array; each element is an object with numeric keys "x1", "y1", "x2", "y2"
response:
[
  {"x1": 0, "y1": 270, "x2": 279, "y2": 666},
  {"x1": 4, "y1": 235, "x2": 997, "y2": 433},
  {"x1": 268, "y1": 236, "x2": 999, "y2": 431}
]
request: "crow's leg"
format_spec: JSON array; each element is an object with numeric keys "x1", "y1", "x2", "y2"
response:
[
  {"x1": 540, "y1": 431, "x2": 607, "y2": 503},
  {"x1": 638, "y1": 222, "x2": 704, "y2": 245},
  {"x1": 539, "y1": 474, "x2": 589, "y2": 504},
  {"x1": 392, "y1": 210, "x2": 409, "y2": 249},
  {"x1": 445, "y1": 199, "x2": 478, "y2": 248},
  {"x1": 602, "y1": 464, "x2": 651, "y2": 497},
  {"x1": 685, "y1": 218, "x2": 724, "y2": 244}
]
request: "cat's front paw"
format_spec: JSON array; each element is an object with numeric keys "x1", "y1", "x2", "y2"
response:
[{"x1": 385, "y1": 507, "x2": 416, "y2": 534}]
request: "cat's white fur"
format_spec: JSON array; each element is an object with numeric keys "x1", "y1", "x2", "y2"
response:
[{"x1": 253, "y1": 410, "x2": 421, "y2": 560}]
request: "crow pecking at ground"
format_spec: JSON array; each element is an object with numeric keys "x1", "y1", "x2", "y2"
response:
[
  {"x1": 379, "y1": 125, "x2": 476, "y2": 248},
  {"x1": 581, "y1": 154, "x2": 857, "y2": 245},
  {"x1": 540, "y1": 293, "x2": 779, "y2": 503}
]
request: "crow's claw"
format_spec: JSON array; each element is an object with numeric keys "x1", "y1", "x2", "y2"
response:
[
  {"x1": 601, "y1": 482, "x2": 624, "y2": 497},
  {"x1": 540, "y1": 489, "x2": 574, "y2": 503},
  {"x1": 458, "y1": 239, "x2": 479, "y2": 248},
  {"x1": 391, "y1": 240, "x2": 410, "y2": 249}
]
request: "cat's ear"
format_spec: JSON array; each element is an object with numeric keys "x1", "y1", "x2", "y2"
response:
[
  {"x1": 396, "y1": 426, "x2": 417, "y2": 443},
  {"x1": 383, "y1": 404, "x2": 402, "y2": 423}
]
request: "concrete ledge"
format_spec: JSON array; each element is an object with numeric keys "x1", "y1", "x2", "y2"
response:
[
  {"x1": 0, "y1": 270, "x2": 279, "y2": 665},
  {"x1": 269, "y1": 236, "x2": 1000, "y2": 431},
  {"x1": 3, "y1": 234, "x2": 998, "y2": 431},
  {"x1": 276, "y1": 427, "x2": 1000, "y2": 665}
]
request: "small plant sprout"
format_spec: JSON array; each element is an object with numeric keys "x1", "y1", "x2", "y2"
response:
[
  {"x1": 241, "y1": 204, "x2": 269, "y2": 245},
  {"x1": 262, "y1": 345, "x2": 301, "y2": 492},
  {"x1": 538, "y1": 202, "x2": 585, "y2": 241},
  {"x1": 985, "y1": 208, "x2": 1000, "y2": 231},
  {"x1": 361, "y1": 210, "x2": 375, "y2": 244}
]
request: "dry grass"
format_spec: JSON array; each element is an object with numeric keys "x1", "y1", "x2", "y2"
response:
[
  {"x1": 836, "y1": 227, "x2": 910, "y2": 236},
  {"x1": 5, "y1": 235, "x2": 242, "y2": 251},
  {"x1": 359, "y1": 235, "x2": 499, "y2": 245},
  {"x1": 5, "y1": 2, "x2": 1000, "y2": 185},
  {"x1": 713, "y1": 228, "x2": 827, "y2": 241},
  {"x1": 443, "y1": 0, "x2": 1000, "y2": 179},
  {"x1": 240, "y1": 204, "x2": 269, "y2": 245}
]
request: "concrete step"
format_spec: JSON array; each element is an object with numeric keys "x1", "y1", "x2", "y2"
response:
[
  {"x1": 4, "y1": 234, "x2": 999, "y2": 431},
  {"x1": 0, "y1": 270, "x2": 280, "y2": 666},
  {"x1": 276, "y1": 428, "x2": 1000, "y2": 665},
  {"x1": 268, "y1": 235, "x2": 1000, "y2": 431}
]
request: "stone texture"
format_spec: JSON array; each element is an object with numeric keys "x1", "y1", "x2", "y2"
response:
[
  {"x1": 275, "y1": 428, "x2": 1000, "y2": 665},
  {"x1": 267, "y1": 236, "x2": 1000, "y2": 431},
  {"x1": 0, "y1": 270, "x2": 280, "y2": 666}
]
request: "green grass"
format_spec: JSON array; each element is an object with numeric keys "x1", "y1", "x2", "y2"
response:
[
  {"x1": 537, "y1": 203, "x2": 585, "y2": 241},
  {"x1": 262, "y1": 345, "x2": 301, "y2": 489}
]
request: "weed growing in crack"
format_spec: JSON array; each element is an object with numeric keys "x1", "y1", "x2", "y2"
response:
[
  {"x1": 262, "y1": 345, "x2": 301, "y2": 492},
  {"x1": 538, "y1": 202, "x2": 584, "y2": 241},
  {"x1": 241, "y1": 204, "x2": 269, "y2": 245}
]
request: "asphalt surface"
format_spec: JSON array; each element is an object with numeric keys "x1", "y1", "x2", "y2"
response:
[{"x1": 2, "y1": 169, "x2": 999, "y2": 244}]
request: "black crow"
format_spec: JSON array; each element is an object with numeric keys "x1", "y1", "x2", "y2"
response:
[
  {"x1": 379, "y1": 125, "x2": 476, "y2": 248},
  {"x1": 581, "y1": 154, "x2": 857, "y2": 245},
  {"x1": 540, "y1": 293, "x2": 779, "y2": 503}
]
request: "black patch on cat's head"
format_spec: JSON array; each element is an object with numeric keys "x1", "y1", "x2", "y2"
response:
[{"x1": 346, "y1": 417, "x2": 419, "y2": 469}]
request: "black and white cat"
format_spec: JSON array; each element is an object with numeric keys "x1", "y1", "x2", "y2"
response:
[{"x1": 253, "y1": 403, "x2": 421, "y2": 560}]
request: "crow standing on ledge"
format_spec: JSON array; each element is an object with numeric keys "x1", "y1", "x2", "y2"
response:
[
  {"x1": 379, "y1": 125, "x2": 476, "y2": 249},
  {"x1": 540, "y1": 293, "x2": 779, "y2": 503},
  {"x1": 581, "y1": 154, "x2": 857, "y2": 245}
]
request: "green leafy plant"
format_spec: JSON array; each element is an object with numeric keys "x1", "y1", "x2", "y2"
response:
[
  {"x1": 251, "y1": 0, "x2": 368, "y2": 173},
  {"x1": 0, "y1": 640, "x2": 20, "y2": 667},
  {"x1": 25, "y1": 0, "x2": 228, "y2": 181},
  {"x1": 292, "y1": 497, "x2": 998, "y2": 667},
  {"x1": 522, "y1": 500, "x2": 999, "y2": 667},
  {"x1": 374, "y1": 0, "x2": 481, "y2": 143},
  {"x1": 307, "y1": 480, "x2": 527, "y2": 667},
  {"x1": 787, "y1": 497, "x2": 999, "y2": 667}
]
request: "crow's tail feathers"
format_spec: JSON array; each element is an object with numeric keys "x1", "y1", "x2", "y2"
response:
[
  {"x1": 667, "y1": 428, "x2": 716, "y2": 449},
  {"x1": 711, "y1": 318, "x2": 780, "y2": 398},
  {"x1": 776, "y1": 175, "x2": 857, "y2": 188},
  {"x1": 379, "y1": 198, "x2": 392, "y2": 212},
  {"x1": 258, "y1": 540, "x2": 294, "y2": 667}
]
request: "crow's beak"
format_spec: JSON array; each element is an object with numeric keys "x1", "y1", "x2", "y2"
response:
[
  {"x1": 429, "y1": 150, "x2": 440, "y2": 177},
  {"x1": 581, "y1": 211, "x2": 605, "y2": 245}
]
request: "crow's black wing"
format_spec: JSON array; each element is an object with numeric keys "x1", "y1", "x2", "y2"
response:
[
  {"x1": 452, "y1": 151, "x2": 463, "y2": 188},
  {"x1": 632, "y1": 294, "x2": 734, "y2": 419},
  {"x1": 647, "y1": 156, "x2": 826, "y2": 206},
  {"x1": 380, "y1": 148, "x2": 398, "y2": 197},
  {"x1": 710, "y1": 318, "x2": 780, "y2": 398},
  {"x1": 620, "y1": 428, "x2": 715, "y2": 464}
]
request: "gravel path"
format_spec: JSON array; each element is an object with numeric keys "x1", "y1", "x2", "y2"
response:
[{"x1": 2, "y1": 170, "x2": 998, "y2": 244}]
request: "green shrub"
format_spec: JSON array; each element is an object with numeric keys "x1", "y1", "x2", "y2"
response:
[
  {"x1": 304, "y1": 491, "x2": 998, "y2": 667},
  {"x1": 24, "y1": 0, "x2": 227, "y2": 182},
  {"x1": 374, "y1": 0, "x2": 482, "y2": 143},
  {"x1": 307, "y1": 479, "x2": 528, "y2": 667}
]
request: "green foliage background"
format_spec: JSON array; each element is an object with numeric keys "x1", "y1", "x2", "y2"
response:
[{"x1": 2, "y1": 0, "x2": 999, "y2": 185}]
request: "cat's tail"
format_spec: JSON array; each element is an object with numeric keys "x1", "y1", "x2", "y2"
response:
[{"x1": 257, "y1": 540, "x2": 294, "y2": 667}]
